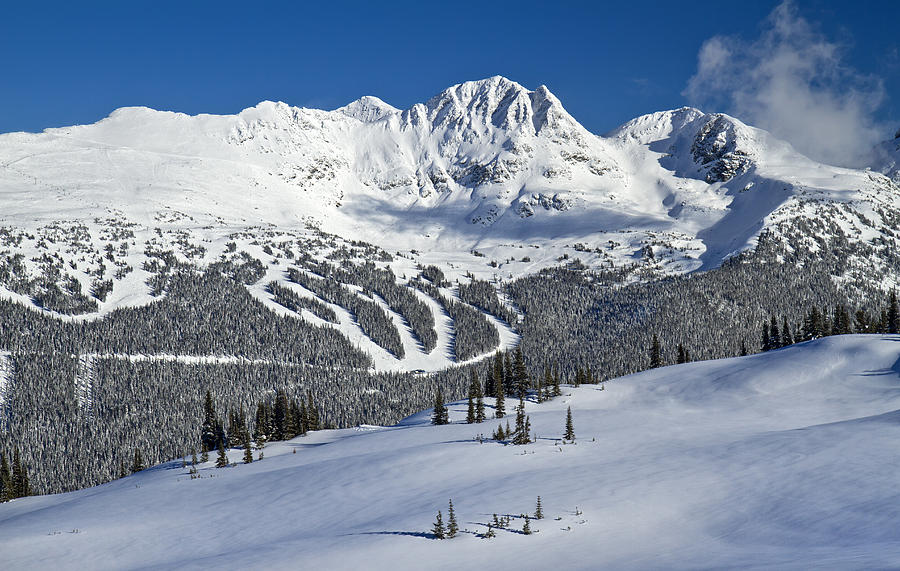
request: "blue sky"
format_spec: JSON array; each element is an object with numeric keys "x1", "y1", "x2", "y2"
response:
[{"x1": 1, "y1": 0, "x2": 898, "y2": 146}]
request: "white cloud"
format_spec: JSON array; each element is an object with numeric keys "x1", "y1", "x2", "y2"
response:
[{"x1": 684, "y1": 1, "x2": 886, "y2": 168}]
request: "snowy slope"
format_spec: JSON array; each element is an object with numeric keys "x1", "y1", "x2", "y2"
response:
[{"x1": 2, "y1": 334, "x2": 899, "y2": 569}]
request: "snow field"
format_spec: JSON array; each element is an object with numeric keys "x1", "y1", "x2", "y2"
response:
[{"x1": 2, "y1": 335, "x2": 899, "y2": 569}]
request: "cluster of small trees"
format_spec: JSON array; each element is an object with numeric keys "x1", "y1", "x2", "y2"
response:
[
  {"x1": 433, "y1": 496, "x2": 544, "y2": 539},
  {"x1": 193, "y1": 388, "x2": 325, "y2": 469},
  {"x1": 0, "y1": 448, "x2": 31, "y2": 501}
]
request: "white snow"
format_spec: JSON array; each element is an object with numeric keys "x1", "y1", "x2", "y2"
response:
[{"x1": 2, "y1": 334, "x2": 899, "y2": 569}]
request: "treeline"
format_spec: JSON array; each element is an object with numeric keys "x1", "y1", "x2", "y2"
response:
[
  {"x1": 507, "y1": 230, "x2": 890, "y2": 380},
  {"x1": 0, "y1": 354, "x2": 480, "y2": 494},
  {"x1": 761, "y1": 293, "x2": 900, "y2": 352}
]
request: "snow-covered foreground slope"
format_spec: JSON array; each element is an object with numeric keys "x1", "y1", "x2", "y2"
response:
[{"x1": 2, "y1": 335, "x2": 899, "y2": 569}]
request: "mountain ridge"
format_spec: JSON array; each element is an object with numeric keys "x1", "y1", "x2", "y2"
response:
[{"x1": 0, "y1": 76, "x2": 898, "y2": 326}]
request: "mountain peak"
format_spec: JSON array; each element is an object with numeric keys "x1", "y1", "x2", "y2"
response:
[{"x1": 336, "y1": 96, "x2": 399, "y2": 122}]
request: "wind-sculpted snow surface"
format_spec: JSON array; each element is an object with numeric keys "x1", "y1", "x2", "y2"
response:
[{"x1": 2, "y1": 335, "x2": 900, "y2": 569}]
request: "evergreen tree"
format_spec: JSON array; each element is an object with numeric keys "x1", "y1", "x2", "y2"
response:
[
  {"x1": 490, "y1": 351, "x2": 502, "y2": 398},
  {"x1": 288, "y1": 399, "x2": 302, "y2": 438},
  {"x1": 432, "y1": 510, "x2": 445, "y2": 539},
  {"x1": 769, "y1": 316, "x2": 781, "y2": 349},
  {"x1": 130, "y1": 448, "x2": 145, "y2": 473},
  {"x1": 676, "y1": 344, "x2": 687, "y2": 364},
  {"x1": 889, "y1": 291, "x2": 900, "y2": 334},
  {"x1": 475, "y1": 374, "x2": 485, "y2": 423},
  {"x1": 483, "y1": 524, "x2": 495, "y2": 538},
  {"x1": 242, "y1": 430, "x2": 253, "y2": 464},
  {"x1": 523, "y1": 515, "x2": 532, "y2": 535},
  {"x1": 762, "y1": 320, "x2": 771, "y2": 351},
  {"x1": 513, "y1": 398, "x2": 531, "y2": 445},
  {"x1": 535, "y1": 496, "x2": 543, "y2": 519},
  {"x1": 273, "y1": 389, "x2": 290, "y2": 441},
  {"x1": 495, "y1": 373, "x2": 506, "y2": 419},
  {"x1": 0, "y1": 452, "x2": 10, "y2": 502},
  {"x1": 854, "y1": 309, "x2": 871, "y2": 333},
  {"x1": 306, "y1": 391, "x2": 321, "y2": 431},
  {"x1": 118, "y1": 459, "x2": 127, "y2": 479},
  {"x1": 514, "y1": 347, "x2": 529, "y2": 399},
  {"x1": 253, "y1": 402, "x2": 271, "y2": 446},
  {"x1": 215, "y1": 440, "x2": 229, "y2": 468},
  {"x1": 649, "y1": 335, "x2": 662, "y2": 368},
  {"x1": 781, "y1": 317, "x2": 794, "y2": 346},
  {"x1": 201, "y1": 389, "x2": 220, "y2": 452},
  {"x1": 564, "y1": 406, "x2": 575, "y2": 442},
  {"x1": 200, "y1": 443, "x2": 209, "y2": 463},
  {"x1": 447, "y1": 499, "x2": 458, "y2": 538},
  {"x1": 432, "y1": 388, "x2": 449, "y2": 425},
  {"x1": 740, "y1": 340, "x2": 748, "y2": 356},
  {"x1": 809, "y1": 306, "x2": 824, "y2": 339},
  {"x1": 552, "y1": 366, "x2": 561, "y2": 397},
  {"x1": 191, "y1": 449, "x2": 198, "y2": 467},
  {"x1": 466, "y1": 373, "x2": 476, "y2": 424},
  {"x1": 543, "y1": 367, "x2": 553, "y2": 401},
  {"x1": 504, "y1": 352, "x2": 514, "y2": 396}
]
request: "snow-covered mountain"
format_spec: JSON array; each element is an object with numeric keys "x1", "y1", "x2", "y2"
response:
[
  {"x1": 874, "y1": 130, "x2": 900, "y2": 182},
  {"x1": 3, "y1": 334, "x2": 899, "y2": 569},
  {"x1": 1, "y1": 76, "x2": 899, "y2": 369}
]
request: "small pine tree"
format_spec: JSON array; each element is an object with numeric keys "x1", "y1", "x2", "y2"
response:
[
  {"x1": 740, "y1": 340, "x2": 748, "y2": 356},
  {"x1": 676, "y1": 344, "x2": 687, "y2": 364},
  {"x1": 495, "y1": 374, "x2": 506, "y2": 419},
  {"x1": 564, "y1": 406, "x2": 575, "y2": 442},
  {"x1": 889, "y1": 291, "x2": 900, "y2": 334},
  {"x1": 535, "y1": 496, "x2": 543, "y2": 519},
  {"x1": 242, "y1": 431, "x2": 253, "y2": 464},
  {"x1": 118, "y1": 459, "x2": 127, "y2": 479},
  {"x1": 782, "y1": 317, "x2": 793, "y2": 346},
  {"x1": 483, "y1": 524, "x2": 495, "y2": 538},
  {"x1": 447, "y1": 499, "x2": 458, "y2": 538},
  {"x1": 131, "y1": 449, "x2": 145, "y2": 474},
  {"x1": 191, "y1": 449, "x2": 198, "y2": 467},
  {"x1": 432, "y1": 388, "x2": 449, "y2": 425},
  {"x1": 0, "y1": 453, "x2": 10, "y2": 502},
  {"x1": 215, "y1": 440, "x2": 229, "y2": 468},
  {"x1": 762, "y1": 321, "x2": 771, "y2": 351},
  {"x1": 513, "y1": 347, "x2": 528, "y2": 400},
  {"x1": 523, "y1": 515, "x2": 532, "y2": 535},
  {"x1": 466, "y1": 373, "x2": 476, "y2": 424},
  {"x1": 513, "y1": 398, "x2": 527, "y2": 444},
  {"x1": 649, "y1": 335, "x2": 662, "y2": 368},
  {"x1": 200, "y1": 443, "x2": 209, "y2": 463},
  {"x1": 474, "y1": 374, "x2": 485, "y2": 423},
  {"x1": 432, "y1": 510, "x2": 445, "y2": 539}
]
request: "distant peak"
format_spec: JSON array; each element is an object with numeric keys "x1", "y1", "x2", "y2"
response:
[{"x1": 336, "y1": 96, "x2": 399, "y2": 122}]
